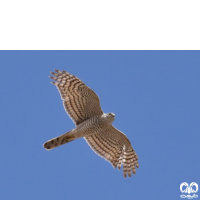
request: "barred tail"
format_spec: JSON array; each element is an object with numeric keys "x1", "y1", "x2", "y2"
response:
[{"x1": 43, "y1": 132, "x2": 75, "y2": 150}]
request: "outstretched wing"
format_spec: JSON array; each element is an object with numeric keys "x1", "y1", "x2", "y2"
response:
[
  {"x1": 50, "y1": 70, "x2": 103, "y2": 125},
  {"x1": 84, "y1": 125, "x2": 139, "y2": 178}
]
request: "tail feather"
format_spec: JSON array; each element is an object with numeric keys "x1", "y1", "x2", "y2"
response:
[{"x1": 43, "y1": 133, "x2": 75, "y2": 150}]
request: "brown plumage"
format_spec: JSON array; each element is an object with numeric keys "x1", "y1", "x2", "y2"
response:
[{"x1": 43, "y1": 69, "x2": 139, "y2": 178}]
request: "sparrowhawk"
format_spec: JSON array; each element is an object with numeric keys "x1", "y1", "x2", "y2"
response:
[{"x1": 43, "y1": 70, "x2": 139, "y2": 178}]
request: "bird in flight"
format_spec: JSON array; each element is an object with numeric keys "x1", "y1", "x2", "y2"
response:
[{"x1": 43, "y1": 69, "x2": 139, "y2": 178}]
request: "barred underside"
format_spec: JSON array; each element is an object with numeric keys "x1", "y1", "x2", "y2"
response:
[
  {"x1": 84, "y1": 125, "x2": 139, "y2": 178},
  {"x1": 43, "y1": 131, "x2": 75, "y2": 150},
  {"x1": 44, "y1": 69, "x2": 139, "y2": 178},
  {"x1": 50, "y1": 69, "x2": 103, "y2": 125}
]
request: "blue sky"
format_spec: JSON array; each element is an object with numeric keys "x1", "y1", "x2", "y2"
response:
[{"x1": 0, "y1": 51, "x2": 199, "y2": 200}]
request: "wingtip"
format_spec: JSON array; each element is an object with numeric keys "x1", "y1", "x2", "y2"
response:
[
  {"x1": 50, "y1": 82, "x2": 57, "y2": 85},
  {"x1": 123, "y1": 173, "x2": 127, "y2": 178},
  {"x1": 54, "y1": 69, "x2": 62, "y2": 74},
  {"x1": 49, "y1": 76, "x2": 57, "y2": 80}
]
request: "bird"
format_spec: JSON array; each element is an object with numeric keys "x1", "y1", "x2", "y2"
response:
[{"x1": 43, "y1": 69, "x2": 139, "y2": 178}]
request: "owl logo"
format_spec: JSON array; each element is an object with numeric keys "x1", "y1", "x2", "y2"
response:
[{"x1": 180, "y1": 182, "x2": 198, "y2": 199}]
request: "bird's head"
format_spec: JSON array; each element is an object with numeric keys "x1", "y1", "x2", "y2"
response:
[
  {"x1": 105, "y1": 113, "x2": 115, "y2": 123},
  {"x1": 108, "y1": 113, "x2": 115, "y2": 118}
]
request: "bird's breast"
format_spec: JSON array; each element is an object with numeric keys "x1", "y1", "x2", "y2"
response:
[{"x1": 76, "y1": 115, "x2": 111, "y2": 136}]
